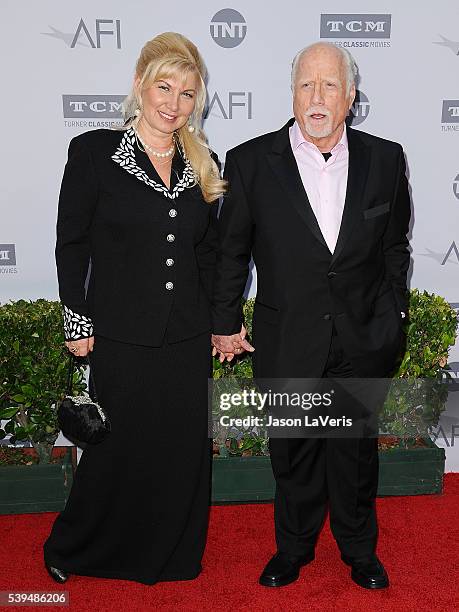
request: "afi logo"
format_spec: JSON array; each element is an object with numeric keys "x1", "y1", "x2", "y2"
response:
[
  {"x1": 205, "y1": 92, "x2": 253, "y2": 119},
  {"x1": 0, "y1": 244, "x2": 16, "y2": 265},
  {"x1": 210, "y1": 9, "x2": 247, "y2": 48},
  {"x1": 42, "y1": 19, "x2": 121, "y2": 48},
  {"x1": 62, "y1": 95, "x2": 124, "y2": 119},
  {"x1": 346, "y1": 90, "x2": 370, "y2": 126},
  {"x1": 453, "y1": 174, "x2": 459, "y2": 200},
  {"x1": 71, "y1": 19, "x2": 121, "y2": 48},
  {"x1": 320, "y1": 14, "x2": 391, "y2": 39},
  {"x1": 442, "y1": 241, "x2": 459, "y2": 265},
  {"x1": 433, "y1": 35, "x2": 459, "y2": 57}
]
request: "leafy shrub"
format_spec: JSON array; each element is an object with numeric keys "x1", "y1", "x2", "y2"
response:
[
  {"x1": 0, "y1": 300, "x2": 86, "y2": 462},
  {"x1": 213, "y1": 291, "x2": 458, "y2": 452},
  {"x1": 381, "y1": 289, "x2": 458, "y2": 445}
]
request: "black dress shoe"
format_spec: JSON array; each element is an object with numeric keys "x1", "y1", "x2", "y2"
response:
[
  {"x1": 45, "y1": 562, "x2": 70, "y2": 583},
  {"x1": 259, "y1": 550, "x2": 314, "y2": 587},
  {"x1": 341, "y1": 553, "x2": 389, "y2": 589}
]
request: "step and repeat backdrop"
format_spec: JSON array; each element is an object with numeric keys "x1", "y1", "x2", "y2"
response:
[{"x1": 1, "y1": 1, "x2": 458, "y2": 466}]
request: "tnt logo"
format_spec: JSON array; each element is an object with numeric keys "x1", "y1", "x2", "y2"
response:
[
  {"x1": 346, "y1": 90, "x2": 370, "y2": 126},
  {"x1": 210, "y1": 9, "x2": 247, "y2": 48},
  {"x1": 0, "y1": 244, "x2": 16, "y2": 266},
  {"x1": 453, "y1": 174, "x2": 459, "y2": 200}
]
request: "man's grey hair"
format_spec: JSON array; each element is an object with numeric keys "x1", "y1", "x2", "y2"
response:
[{"x1": 291, "y1": 42, "x2": 358, "y2": 95}]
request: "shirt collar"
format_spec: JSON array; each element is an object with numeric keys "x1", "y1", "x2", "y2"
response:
[{"x1": 290, "y1": 119, "x2": 348, "y2": 155}]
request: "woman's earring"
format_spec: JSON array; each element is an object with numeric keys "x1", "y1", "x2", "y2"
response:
[
  {"x1": 134, "y1": 108, "x2": 140, "y2": 116},
  {"x1": 187, "y1": 119, "x2": 195, "y2": 133}
]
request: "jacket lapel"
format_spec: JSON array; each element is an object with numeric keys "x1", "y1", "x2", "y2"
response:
[
  {"x1": 266, "y1": 119, "x2": 329, "y2": 251},
  {"x1": 111, "y1": 127, "x2": 196, "y2": 200},
  {"x1": 330, "y1": 127, "x2": 371, "y2": 264},
  {"x1": 266, "y1": 121, "x2": 371, "y2": 261},
  {"x1": 134, "y1": 142, "x2": 186, "y2": 190}
]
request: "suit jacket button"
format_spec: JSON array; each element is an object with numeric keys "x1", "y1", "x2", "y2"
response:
[
  {"x1": 323, "y1": 313, "x2": 332, "y2": 320},
  {"x1": 166, "y1": 234, "x2": 175, "y2": 242},
  {"x1": 327, "y1": 272, "x2": 337, "y2": 279},
  {"x1": 166, "y1": 258, "x2": 174, "y2": 266},
  {"x1": 166, "y1": 282, "x2": 174, "y2": 290},
  {"x1": 169, "y1": 209, "x2": 177, "y2": 217}
]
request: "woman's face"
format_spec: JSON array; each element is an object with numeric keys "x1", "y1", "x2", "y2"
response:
[{"x1": 137, "y1": 70, "x2": 198, "y2": 138}]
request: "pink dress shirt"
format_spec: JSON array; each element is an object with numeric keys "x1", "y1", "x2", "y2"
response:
[{"x1": 289, "y1": 120, "x2": 349, "y2": 254}]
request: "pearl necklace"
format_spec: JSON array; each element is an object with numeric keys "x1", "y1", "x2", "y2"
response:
[{"x1": 134, "y1": 129, "x2": 175, "y2": 158}]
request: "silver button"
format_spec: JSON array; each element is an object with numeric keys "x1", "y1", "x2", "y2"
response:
[
  {"x1": 166, "y1": 234, "x2": 175, "y2": 242},
  {"x1": 166, "y1": 258, "x2": 174, "y2": 266},
  {"x1": 169, "y1": 209, "x2": 177, "y2": 218},
  {"x1": 166, "y1": 282, "x2": 174, "y2": 290}
]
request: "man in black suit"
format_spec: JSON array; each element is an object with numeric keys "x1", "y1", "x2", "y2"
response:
[{"x1": 211, "y1": 42, "x2": 411, "y2": 589}]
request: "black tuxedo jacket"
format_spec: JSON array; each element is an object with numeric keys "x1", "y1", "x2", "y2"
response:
[
  {"x1": 212, "y1": 119, "x2": 411, "y2": 377},
  {"x1": 55, "y1": 127, "x2": 218, "y2": 346}
]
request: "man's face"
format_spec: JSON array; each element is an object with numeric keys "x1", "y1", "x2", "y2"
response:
[{"x1": 293, "y1": 46, "x2": 355, "y2": 144}]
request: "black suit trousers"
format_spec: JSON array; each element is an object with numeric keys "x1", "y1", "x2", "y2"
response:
[{"x1": 268, "y1": 323, "x2": 379, "y2": 559}]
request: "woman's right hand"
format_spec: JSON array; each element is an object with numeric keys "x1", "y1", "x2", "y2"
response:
[{"x1": 65, "y1": 337, "x2": 94, "y2": 357}]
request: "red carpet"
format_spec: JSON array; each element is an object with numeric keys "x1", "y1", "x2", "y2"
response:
[{"x1": 1, "y1": 474, "x2": 458, "y2": 612}]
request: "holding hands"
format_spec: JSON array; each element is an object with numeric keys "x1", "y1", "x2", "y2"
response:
[{"x1": 211, "y1": 325, "x2": 254, "y2": 362}]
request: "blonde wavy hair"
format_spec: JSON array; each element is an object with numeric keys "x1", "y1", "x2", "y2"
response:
[{"x1": 121, "y1": 32, "x2": 226, "y2": 203}]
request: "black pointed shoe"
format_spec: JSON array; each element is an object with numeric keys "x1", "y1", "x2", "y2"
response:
[
  {"x1": 45, "y1": 562, "x2": 70, "y2": 583},
  {"x1": 341, "y1": 554, "x2": 389, "y2": 589},
  {"x1": 259, "y1": 550, "x2": 315, "y2": 587}
]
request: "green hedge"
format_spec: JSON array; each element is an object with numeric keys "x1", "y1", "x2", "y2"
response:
[
  {"x1": 0, "y1": 300, "x2": 86, "y2": 462},
  {"x1": 0, "y1": 290, "x2": 457, "y2": 461},
  {"x1": 213, "y1": 289, "x2": 458, "y2": 379},
  {"x1": 212, "y1": 290, "x2": 458, "y2": 454}
]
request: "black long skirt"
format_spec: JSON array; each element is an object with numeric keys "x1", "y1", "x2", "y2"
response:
[{"x1": 43, "y1": 332, "x2": 212, "y2": 585}]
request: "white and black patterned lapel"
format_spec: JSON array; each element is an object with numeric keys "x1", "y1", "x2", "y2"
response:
[{"x1": 111, "y1": 127, "x2": 197, "y2": 200}]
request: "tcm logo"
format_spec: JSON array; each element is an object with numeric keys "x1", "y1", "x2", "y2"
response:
[
  {"x1": 63, "y1": 95, "x2": 124, "y2": 119},
  {"x1": 43, "y1": 19, "x2": 121, "y2": 48},
  {"x1": 453, "y1": 174, "x2": 459, "y2": 199},
  {"x1": 210, "y1": 9, "x2": 246, "y2": 48},
  {"x1": 0, "y1": 244, "x2": 16, "y2": 266},
  {"x1": 205, "y1": 91, "x2": 253, "y2": 119},
  {"x1": 346, "y1": 90, "x2": 370, "y2": 126},
  {"x1": 442, "y1": 100, "x2": 459, "y2": 123},
  {"x1": 320, "y1": 14, "x2": 391, "y2": 39}
]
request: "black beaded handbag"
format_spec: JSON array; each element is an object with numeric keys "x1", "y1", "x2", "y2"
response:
[{"x1": 57, "y1": 353, "x2": 111, "y2": 446}]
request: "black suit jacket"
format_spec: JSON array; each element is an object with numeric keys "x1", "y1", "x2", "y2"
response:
[
  {"x1": 212, "y1": 119, "x2": 411, "y2": 377},
  {"x1": 55, "y1": 127, "x2": 218, "y2": 346}
]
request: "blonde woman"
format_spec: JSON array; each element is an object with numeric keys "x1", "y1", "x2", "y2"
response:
[{"x1": 44, "y1": 32, "x2": 226, "y2": 585}]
